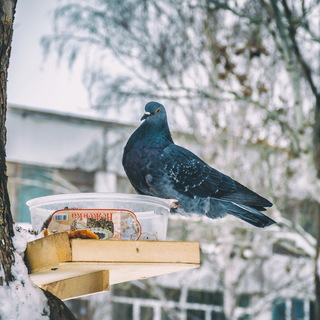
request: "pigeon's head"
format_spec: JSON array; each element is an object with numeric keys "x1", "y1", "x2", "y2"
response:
[{"x1": 141, "y1": 102, "x2": 167, "y2": 122}]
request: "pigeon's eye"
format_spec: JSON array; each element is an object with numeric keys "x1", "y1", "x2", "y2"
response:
[{"x1": 156, "y1": 108, "x2": 161, "y2": 113}]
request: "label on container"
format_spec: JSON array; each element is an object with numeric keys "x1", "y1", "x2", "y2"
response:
[{"x1": 47, "y1": 209, "x2": 141, "y2": 240}]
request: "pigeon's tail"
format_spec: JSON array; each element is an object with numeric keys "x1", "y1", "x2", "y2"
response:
[{"x1": 226, "y1": 202, "x2": 276, "y2": 228}]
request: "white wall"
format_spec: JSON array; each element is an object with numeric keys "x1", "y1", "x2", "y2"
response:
[{"x1": 6, "y1": 106, "x2": 134, "y2": 175}]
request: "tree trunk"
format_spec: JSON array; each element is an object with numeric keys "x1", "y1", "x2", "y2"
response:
[
  {"x1": 0, "y1": 0, "x2": 19, "y2": 288},
  {"x1": 313, "y1": 95, "x2": 320, "y2": 320},
  {"x1": 0, "y1": 1, "x2": 76, "y2": 319},
  {"x1": 272, "y1": 0, "x2": 320, "y2": 316}
]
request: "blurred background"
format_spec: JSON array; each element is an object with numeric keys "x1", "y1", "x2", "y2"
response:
[{"x1": 6, "y1": 0, "x2": 320, "y2": 319}]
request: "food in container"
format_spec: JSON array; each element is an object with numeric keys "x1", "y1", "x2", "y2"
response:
[{"x1": 27, "y1": 193, "x2": 173, "y2": 241}]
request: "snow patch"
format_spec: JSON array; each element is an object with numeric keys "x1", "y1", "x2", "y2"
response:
[
  {"x1": 0, "y1": 225, "x2": 50, "y2": 320},
  {"x1": 0, "y1": 252, "x2": 50, "y2": 320},
  {"x1": 12, "y1": 226, "x2": 38, "y2": 256}
]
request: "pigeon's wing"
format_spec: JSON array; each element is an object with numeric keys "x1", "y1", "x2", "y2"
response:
[
  {"x1": 159, "y1": 145, "x2": 272, "y2": 209},
  {"x1": 160, "y1": 144, "x2": 236, "y2": 198}
]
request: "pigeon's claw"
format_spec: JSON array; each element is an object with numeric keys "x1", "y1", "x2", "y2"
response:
[
  {"x1": 169, "y1": 201, "x2": 180, "y2": 214},
  {"x1": 172, "y1": 201, "x2": 179, "y2": 209}
]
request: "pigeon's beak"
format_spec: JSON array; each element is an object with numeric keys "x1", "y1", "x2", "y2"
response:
[{"x1": 141, "y1": 112, "x2": 151, "y2": 121}]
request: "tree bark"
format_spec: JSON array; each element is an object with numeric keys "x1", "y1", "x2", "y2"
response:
[
  {"x1": 43, "y1": 290, "x2": 77, "y2": 320},
  {"x1": 271, "y1": 0, "x2": 320, "y2": 316},
  {"x1": 0, "y1": 0, "x2": 18, "y2": 287},
  {"x1": 0, "y1": 1, "x2": 76, "y2": 319},
  {"x1": 313, "y1": 95, "x2": 320, "y2": 320}
]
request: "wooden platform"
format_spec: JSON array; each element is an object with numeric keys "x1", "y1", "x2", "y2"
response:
[{"x1": 25, "y1": 233, "x2": 200, "y2": 300}]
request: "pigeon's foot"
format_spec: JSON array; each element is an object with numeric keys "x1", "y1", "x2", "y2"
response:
[
  {"x1": 171, "y1": 201, "x2": 179, "y2": 209},
  {"x1": 169, "y1": 201, "x2": 180, "y2": 214}
]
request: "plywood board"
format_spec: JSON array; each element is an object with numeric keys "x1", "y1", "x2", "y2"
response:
[
  {"x1": 25, "y1": 233, "x2": 71, "y2": 272},
  {"x1": 26, "y1": 234, "x2": 200, "y2": 300},
  {"x1": 30, "y1": 262, "x2": 198, "y2": 288},
  {"x1": 42, "y1": 270, "x2": 109, "y2": 300},
  {"x1": 71, "y1": 239, "x2": 200, "y2": 264}
]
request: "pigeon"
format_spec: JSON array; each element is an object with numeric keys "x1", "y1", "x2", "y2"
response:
[{"x1": 122, "y1": 101, "x2": 275, "y2": 228}]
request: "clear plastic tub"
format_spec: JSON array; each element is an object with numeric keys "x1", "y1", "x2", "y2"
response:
[{"x1": 27, "y1": 193, "x2": 173, "y2": 241}]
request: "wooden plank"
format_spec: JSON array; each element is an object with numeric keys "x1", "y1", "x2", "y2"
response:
[
  {"x1": 71, "y1": 240, "x2": 200, "y2": 264},
  {"x1": 26, "y1": 235, "x2": 201, "y2": 300},
  {"x1": 105, "y1": 263, "x2": 199, "y2": 285},
  {"x1": 42, "y1": 270, "x2": 109, "y2": 300},
  {"x1": 25, "y1": 233, "x2": 71, "y2": 272},
  {"x1": 30, "y1": 262, "x2": 199, "y2": 288}
]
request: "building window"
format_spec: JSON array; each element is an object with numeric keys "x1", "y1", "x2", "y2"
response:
[
  {"x1": 141, "y1": 306, "x2": 154, "y2": 319},
  {"x1": 187, "y1": 309, "x2": 205, "y2": 320},
  {"x1": 161, "y1": 307, "x2": 181, "y2": 320},
  {"x1": 291, "y1": 299, "x2": 304, "y2": 320},
  {"x1": 309, "y1": 301, "x2": 315, "y2": 320},
  {"x1": 8, "y1": 162, "x2": 94, "y2": 224},
  {"x1": 112, "y1": 302, "x2": 133, "y2": 320},
  {"x1": 163, "y1": 287, "x2": 181, "y2": 302},
  {"x1": 11, "y1": 164, "x2": 53, "y2": 223},
  {"x1": 211, "y1": 311, "x2": 226, "y2": 320},
  {"x1": 272, "y1": 298, "x2": 314, "y2": 320},
  {"x1": 113, "y1": 283, "x2": 155, "y2": 299},
  {"x1": 112, "y1": 283, "x2": 225, "y2": 320},
  {"x1": 238, "y1": 294, "x2": 250, "y2": 308},
  {"x1": 187, "y1": 289, "x2": 223, "y2": 306}
]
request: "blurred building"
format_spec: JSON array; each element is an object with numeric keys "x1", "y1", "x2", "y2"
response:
[
  {"x1": 6, "y1": 104, "x2": 315, "y2": 320},
  {"x1": 7, "y1": 104, "x2": 134, "y2": 223}
]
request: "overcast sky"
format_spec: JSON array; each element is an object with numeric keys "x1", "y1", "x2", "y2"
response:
[{"x1": 8, "y1": 0, "x2": 91, "y2": 115}]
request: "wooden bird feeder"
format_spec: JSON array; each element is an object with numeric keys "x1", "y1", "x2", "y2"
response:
[{"x1": 25, "y1": 233, "x2": 200, "y2": 300}]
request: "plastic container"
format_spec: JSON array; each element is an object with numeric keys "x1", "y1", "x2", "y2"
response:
[{"x1": 27, "y1": 193, "x2": 173, "y2": 241}]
